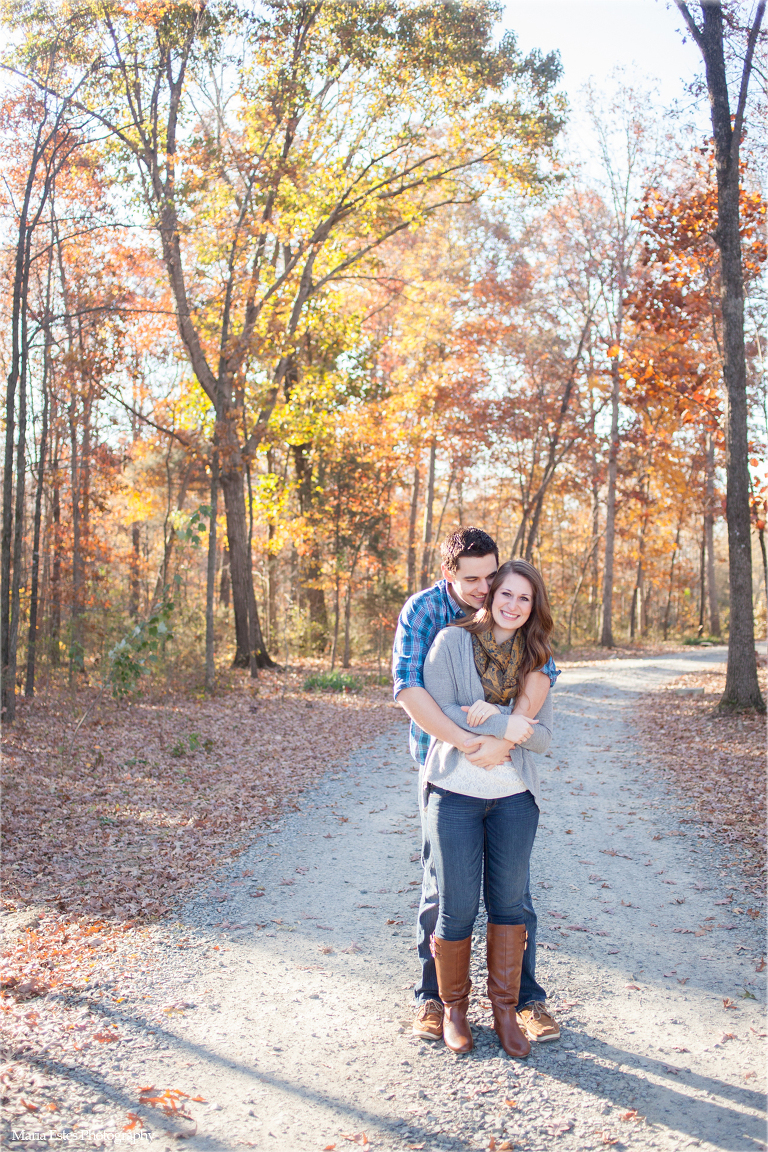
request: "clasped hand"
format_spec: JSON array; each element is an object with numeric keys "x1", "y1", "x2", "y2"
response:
[{"x1": 460, "y1": 706, "x2": 537, "y2": 769}]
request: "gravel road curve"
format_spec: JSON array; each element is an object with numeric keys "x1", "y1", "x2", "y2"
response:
[{"x1": 5, "y1": 648, "x2": 766, "y2": 1152}]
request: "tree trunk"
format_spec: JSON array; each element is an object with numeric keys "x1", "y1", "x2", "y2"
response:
[
  {"x1": 25, "y1": 356, "x2": 49, "y2": 697},
  {"x1": 267, "y1": 524, "x2": 277, "y2": 648},
  {"x1": 205, "y1": 453, "x2": 218, "y2": 693},
  {"x1": 407, "y1": 466, "x2": 420, "y2": 596},
  {"x1": 50, "y1": 442, "x2": 61, "y2": 666},
  {"x1": 129, "y1": 524, "x2": 141, "y2": 618},
  {"x1": 431, "y1": 468, "x2": 455, "y2": 561},
  {"x1": 244, "y1": 453, "x2": 259, "y2": 679},
  {"x1": 758, "y1": 528, "x2": 768, "y2": 629},
  {"x1": 704, "y1": 432, "x2": 721, "y2": 636},
  {"x1": 600, "y1": 354, "x2": 621, "y2": 646},
  {"x1": 342, "y1": 546, "x2": 362, "y2": 668},
  {"x1": 8, "y1": 304, "x2": 29, "y2": 708},
  {"x1": 330, "y1": 571, "x2": 341, "y2": 671},
  {"x1": 675, "y1": 0, "x2": 765, "y2": 709},
  {"x1": 590, "y1": 414, "x2": 601, "y2": 639},
  {"x1": 219, "y1": 547, "x2": 231, "y2": 608},
  {"x1": 420, "y1": 440, "x2": 437, "y2": 589},
  {"x1": 68, "y1": 392, "x2": 84, "y2": 676},
  {"x1": 629, "y1": 559, "x2": 642, "y2": 641},
  {"x1": 698, "y1": 525, "x2": 706, "y2": 636},
  {"x1": 219, "y1": 451, "x2": 272, "y2": 668},
  {"x1": 292, "y1": 443, "x2": 327, "y2": 651},
  {"x1": 663, "y1": 524, "x2": 682, "y2": 640}
]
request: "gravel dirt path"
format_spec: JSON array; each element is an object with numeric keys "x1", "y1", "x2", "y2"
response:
[{"x1": 4, "y1": 648, "x2": 766, "y2": 1152}]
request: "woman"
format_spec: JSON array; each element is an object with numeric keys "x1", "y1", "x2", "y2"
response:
[{"x1": 422, "y1": 558, "x2": 554, "y2": 1058}]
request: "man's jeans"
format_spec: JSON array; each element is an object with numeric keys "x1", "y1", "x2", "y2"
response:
[{"x1": 414, "y1": 772, "x2": 546, "y2": 1008}]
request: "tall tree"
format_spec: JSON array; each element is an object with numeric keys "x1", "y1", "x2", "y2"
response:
[
  {"x1": 674, "y1": 0, "x2": 766, "y2": 710},
  {"x1": 0, "y1": 66, "x2": 85, "y2": 719},
  {"x1": 14, "y1": 0, "x2": 563, "y2": 668}
]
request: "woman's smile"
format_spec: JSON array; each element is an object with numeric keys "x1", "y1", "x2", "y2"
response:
[{"x1": 491, "y1": 574, "x2": 534, "y2": 640}]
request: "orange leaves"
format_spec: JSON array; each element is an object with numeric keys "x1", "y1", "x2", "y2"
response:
[
  {"x1": 722, "y1": 997, "x2": 738, "y2": 1010},
  {"x1": 138, "y1": 1086, "x2": 191, "y2": 1118},
  {"x1": 93, "y1": 1029, "x2": 120, "y2": 1042},
  {"x1": 341, "y1": 1136, "x2": 370, "y2": 1149},
  {"x1": 123, "y1": 1112, "x2": 144, "y2": 1131}
]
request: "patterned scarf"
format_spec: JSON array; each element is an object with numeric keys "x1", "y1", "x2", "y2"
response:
[{"x1": 471, "y1": 628, "x2": 525, "y2": 705}]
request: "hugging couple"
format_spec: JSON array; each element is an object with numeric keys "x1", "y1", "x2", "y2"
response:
[{"x1": 392, "y1": 526, "x2": 560, "y2": 1058}]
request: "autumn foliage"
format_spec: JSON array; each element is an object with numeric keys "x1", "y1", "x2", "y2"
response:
[{"x1": 0, "y1": 2, "x2": 765, "y2": 714}]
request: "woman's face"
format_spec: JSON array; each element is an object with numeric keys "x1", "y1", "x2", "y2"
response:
[{"x1": 491, "y1": 572, "x2": 534, "y2": 635}]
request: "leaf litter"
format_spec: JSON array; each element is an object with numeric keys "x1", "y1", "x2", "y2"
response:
[
  {"x1": 0, "y1": 668, "x2": 399, "y2": 1134},
  {"x1": 632, "y1": 667, "x2": 766, "y2": 878}
]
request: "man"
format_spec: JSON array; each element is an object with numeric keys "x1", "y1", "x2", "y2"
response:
[{"x1": 392, "y1": 527, "x2": 560, "y2": 1045}]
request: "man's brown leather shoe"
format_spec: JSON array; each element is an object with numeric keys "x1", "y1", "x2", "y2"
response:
[
  {"x1": 432, "y1": 936, "x2": 473, "y2": 1053},
  {"x1": 517, "y1": 1001, "x2": 560, "y2": 1042},
  {"x1": 412, "y1": 999, "x2": 444, "y2": 1040},
  {"x1": 486, "y1": 923, "x2": 530, "y2": 1059}
]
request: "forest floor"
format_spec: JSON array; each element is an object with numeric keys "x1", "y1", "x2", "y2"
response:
[{"x1": 1, "y1": 647, "x2": 766, "y2": 1152}]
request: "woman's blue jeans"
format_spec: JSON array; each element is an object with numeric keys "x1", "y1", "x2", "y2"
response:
[{"x1": 427, "y1": 785, "x2": 540, "y2": 941}]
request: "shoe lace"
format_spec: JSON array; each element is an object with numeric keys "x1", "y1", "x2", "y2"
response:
[
  {"x1": 526, "y1": 1000, "x2": 547, "y2": 1020},
  {"x1": 419, "y1": 999, "x2": 443, "y2": 1018}
]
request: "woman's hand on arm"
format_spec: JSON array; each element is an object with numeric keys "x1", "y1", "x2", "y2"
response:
[
  {"x1": 461, "y1": 700, "x2": 501, "y2": 727},
  {"x1": 504, "y1": 713, "x2": 537, "y2": 745}
]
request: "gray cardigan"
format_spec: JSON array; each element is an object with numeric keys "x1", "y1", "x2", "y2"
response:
[{"x1": 422, "y1": 625, "x2": 553, "y2": 805}]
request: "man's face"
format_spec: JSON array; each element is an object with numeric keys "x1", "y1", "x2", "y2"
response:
[{"x1": 441, "y1": 553, "x2": 498, "y2": 613}]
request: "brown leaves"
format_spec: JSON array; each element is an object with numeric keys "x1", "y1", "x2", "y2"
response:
[
  {"x1": 1, "y1": 673, "x2": 397, "y2": 928},
  {"x1": 633, "y1": 669, "x2": 766, "y2": 875},
  {"x1": 341, "y1": 1135, "x2": 370, "y2": 1149},
  {"x1": 722, "y1": 998, "x2": 738, "y2": 1010}
]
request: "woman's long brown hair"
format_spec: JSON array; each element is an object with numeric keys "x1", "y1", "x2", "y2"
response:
[{"x1": 451, "y1": 559, "x2": 554, "y2": 685}]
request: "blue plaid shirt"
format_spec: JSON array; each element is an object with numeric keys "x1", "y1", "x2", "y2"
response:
[{"x1": 392, "y1": 579, "x2": 559, "y2": 765}]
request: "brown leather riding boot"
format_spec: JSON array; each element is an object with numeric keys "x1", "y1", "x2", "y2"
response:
[
  {"x1": 432, "y1": 936, "x2": 473, "y2": 1053},
  {"x1": 486, "y1": 924, "x2": 531, "y2": 1059}
]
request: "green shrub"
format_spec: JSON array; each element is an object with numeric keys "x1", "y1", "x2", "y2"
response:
[{"x1": 303, "y1": 670, "x2": 362, "y2": 693}]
